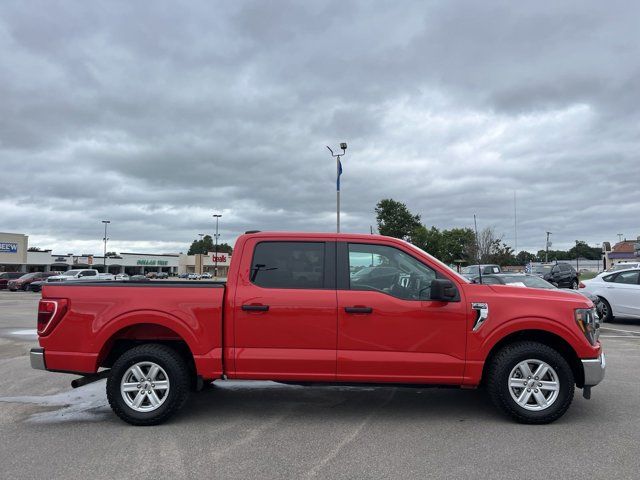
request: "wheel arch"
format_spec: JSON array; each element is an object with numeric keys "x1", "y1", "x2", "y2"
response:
[
  {"x1": 97, "y1": 321, "x2": 196, "y2": 377},
  {"x1": 481, "y1": 329, "x2": 584, "y2": 388}
]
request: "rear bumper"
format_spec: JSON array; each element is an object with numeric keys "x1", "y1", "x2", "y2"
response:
[
  {"x1": 30, "y1": 348, "x2": 46, "y2": 370},
  {"x1": 582, "y1": 352, "x2": 606, "y2": 387}
]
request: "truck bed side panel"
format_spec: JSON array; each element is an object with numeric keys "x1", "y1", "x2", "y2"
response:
[{"x1": 39, "y1": 283, "x2": 224, "y2": 378}]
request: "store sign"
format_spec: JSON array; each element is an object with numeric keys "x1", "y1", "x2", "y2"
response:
[
  {"x1": 0, "y1": 242, "x2": 18, "y2": 253},
  {"x1": 137, "y1": 259, "x2": 168, "y2": 266},
  {"x1": 54, "y1": 257, "x2": 68, "y2": 262},
  {"x1": 212, "y1": 254, "x2": 227, "y2": 263}
]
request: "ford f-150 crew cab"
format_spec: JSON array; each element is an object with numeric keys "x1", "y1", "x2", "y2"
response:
[{"x1": 30, "y1": 232, "x2": 605, "y2": 425}]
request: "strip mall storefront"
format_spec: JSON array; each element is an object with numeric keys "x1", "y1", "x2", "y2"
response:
[{"x1": 0, "y1": 232, "x2": 179, "y2": 275}]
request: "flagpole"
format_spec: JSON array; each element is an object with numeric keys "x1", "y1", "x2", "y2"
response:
[
  {"x1": 327, "y1": 143, "x2": 347, "y2": 234},
  {"x1": 337, "y1": 155, "x2": 340, "y2": 233}
]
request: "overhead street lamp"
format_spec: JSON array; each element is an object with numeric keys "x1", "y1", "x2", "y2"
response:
[
  {"x1": 213, "y1": 214, "x2": 222, "y2": 279},
  {"x1": 327, "y1": 143, "x2": 347, "y2": 233},
  {"x1": 102, "y1": 220, "x2": 110, "y2": 271}
]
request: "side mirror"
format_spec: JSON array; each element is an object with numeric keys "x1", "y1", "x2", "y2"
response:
[{"x1": 430, "y1": 278, "x2": 459, "y2": 302}]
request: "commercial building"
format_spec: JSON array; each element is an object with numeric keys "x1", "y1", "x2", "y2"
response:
[
  {"x1": 0, "y1": 231, "x2": 233, "y2": 277},
  {"x1": 602, "y1": 237, "x2": 640, "y2": 270},
  {"x1": 0, "y1": 231, "x2": 179, "y2": 275}
]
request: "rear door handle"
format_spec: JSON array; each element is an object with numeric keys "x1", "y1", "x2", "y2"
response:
[
  {"x1": 242, "y1": 304, "x2": 269, "y2": 312},
  {"x1": 344, "y1": 306, "x2": 373, "y2": 314}
]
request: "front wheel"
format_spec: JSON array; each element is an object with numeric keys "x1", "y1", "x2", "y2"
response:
[
  {"x1": 487, "y1": 341, "x2": 574, "y2": 424},
  {"x1": 106, "y1": 344, "x2": 190, "y2": 426}
]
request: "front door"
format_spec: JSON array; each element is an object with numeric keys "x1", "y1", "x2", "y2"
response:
[
  {"x1": 232, "y1": 239, "x2": 337, "y2": 381},
  {"x1": 336, "y1": 242, "x2": 467, "y2": 384}
]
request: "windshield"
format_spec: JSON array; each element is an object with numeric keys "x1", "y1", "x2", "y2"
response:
[
  {"x1": 531, "y1": 265, "x2": 553, "y2": 274},
  {"x1": 501, "y1": 275, "x2": 555, "y2": 289},
  {"x1": 18, "y1": 273, "x2": 37, "y2": 280},
  {"x1": 61, "y1": 270, "x2": 82, "y2": 276},
  {"x1": 611, "y1": 263, "x2": 639, "y2": 271},
  {"x1": 461, "y1": 266, "x2": 479, "y2": 275}
]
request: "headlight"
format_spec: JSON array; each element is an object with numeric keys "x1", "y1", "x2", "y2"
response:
[{"x1": 575, "y1": 308, "x2": 599, "y2": 345}]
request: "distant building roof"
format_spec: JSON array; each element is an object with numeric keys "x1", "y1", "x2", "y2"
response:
[{"x1": 612, "y1": 241, "x2": 637, "y2": 254}]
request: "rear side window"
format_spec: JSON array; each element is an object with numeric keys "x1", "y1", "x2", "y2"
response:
[
  {"x1": 83, "y1": 270, "x2": 97, "y2": 277},
  {"x1": 613, "y1": 271, "x2": 640, "y2": 285},
  {"x1": 251, "y1": 242, "x2": 325, "y2": 289}
]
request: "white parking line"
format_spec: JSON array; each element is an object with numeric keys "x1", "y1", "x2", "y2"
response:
[
  {"x1": 600, "y1": 335, "x2": 640, "y2": 339},
  {"x1": 600, "y1": 326, "x2": 640, "y2": 335}
]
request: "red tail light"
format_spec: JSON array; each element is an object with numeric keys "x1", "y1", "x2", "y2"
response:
[
  {"x1": 37, "y1": 299, "x2": 68, "y2": 336},
  {"x1": 579, "y1": 282, "x2": 586, "y2": 289}
]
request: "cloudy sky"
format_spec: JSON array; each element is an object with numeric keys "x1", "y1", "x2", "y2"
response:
[{"x1": 1, "y1": 1, "x2": 638, "y2": 255}]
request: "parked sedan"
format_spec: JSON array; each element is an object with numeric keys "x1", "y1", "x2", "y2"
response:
[
  {"x1": 0, "y1": 272, "x2": 25, "y2": 290},
  {"x1": 580, "y1": 268, "x2": 640, "y2": 322},
  {"x1": 474, "y1": 273, "x2": 603, "y2": 316},
  {"x1": 7, "y1": 272, "x2": 58, "y2": 291}
]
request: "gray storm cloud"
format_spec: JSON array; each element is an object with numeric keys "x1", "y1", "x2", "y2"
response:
[{"x1": 0, "y1": 0, "x2": 638, "y2": 254}]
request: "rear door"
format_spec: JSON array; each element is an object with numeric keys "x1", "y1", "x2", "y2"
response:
[
  {"x1": 336, "y1": 241, "x2": 467, "y2": 384},
  {"x1": 232, "y1": 239, "x2": 337, "y2": 380}
]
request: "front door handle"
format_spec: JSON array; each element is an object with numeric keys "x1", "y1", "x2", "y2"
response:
[
  {"x1": 344, "y1": 306, "x2": 373, "y2": 314},
  {"x1": 242, "y1": 304, "x2": 269, "y2": 312}
]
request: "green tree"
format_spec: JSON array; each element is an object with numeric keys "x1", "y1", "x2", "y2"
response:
[
  {"x1": 188, "y1": 236, "x2": 233, "y2": 255},
  {"x1": 440, "y1": 228, "x2": 477, "y2": 264},
  {"x1": 516, "y1": 250, "x2": 538, "y2": 265},
  {"x1": 375, "y1": 199, "x2": 421, "y2": 241},
  {"x1": 412, "y1": 226, "x2": 444, "y2": 259},
  {"x1": 568, "y1": 240, "x2": 600, "y2": 260}
]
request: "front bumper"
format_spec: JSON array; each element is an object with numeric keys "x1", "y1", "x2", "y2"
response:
[
  {"x1": 30, "y1": 348, "x2": 46, "y2": 370},
  {"x1": 582, "y1": 352, "x2": 606, "y2": 387}
]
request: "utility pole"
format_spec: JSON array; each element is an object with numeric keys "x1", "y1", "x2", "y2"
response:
[
  {"x1": 617, "y1": 233, "x2": 623, "y2": 243},
  {"x1": 213, "y1": 214, "x2": 222, "y2": 279},
  {"x1": 327, "y1": 143, "x2": 347, "y2": 233},
  {"x1": 545, "y1": 231, "x2": 552, "y2": 263},
  {"x1": 102, "y1": 220, "x2": 110, "y2": 272}
]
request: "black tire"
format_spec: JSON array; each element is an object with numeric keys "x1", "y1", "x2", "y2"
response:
[
  {"x1": 22, "y1": 284, "x2": 30, "y2": 291},
  {"x1": 598, "y1": 297, "x2": 613, "y2": 323},
  {"x1": 571, "y1": 279, "x2": 579, "y2": 290},
  {"x1": 107, "y1": 344, "x2": 190, "y2": 426},
  {"x1": 486, "y1": 341, "x2": 574, "y2": 424}
]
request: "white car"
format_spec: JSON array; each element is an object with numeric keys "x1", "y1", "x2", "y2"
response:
[
  {"x1": 201, "y1": 272, "x2": 212, "y2": 279},
  {"x1": 187, "y1": 273, "x2": 201, "y2": 280},
  {"x1": 47, "y1": 269, "x2": 115, "y2": 283},
  {"x1": 581, "y1": 268, "x2": 640, "y2": 321},
  {"x1": 115, "y1": 273, "x2": 130, "y2": 281}
]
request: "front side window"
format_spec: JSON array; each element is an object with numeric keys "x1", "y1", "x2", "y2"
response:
[
  {"x1": 251, "y1": 242, "x2": 325, "y2": 289},
  {"x1": 348, "y1": 243, "x2": 436, "y2": 300}
]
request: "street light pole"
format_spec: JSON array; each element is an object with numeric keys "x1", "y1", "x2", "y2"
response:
[
  {"x1": 327, "y1": 143, "x2": 347, "y2": 233},
  {"x1": 545, "y1": 231, "x2": 552, "y2": 263},
  {"x1": 102, "y1": 220, "x2": 110, "y2": 272},
  {"x1": 198, "y1": 233, "x2": 204, "y2": 276},
  {"x1": 213, "y1": 214, "x2": 222, "y2": 279}
]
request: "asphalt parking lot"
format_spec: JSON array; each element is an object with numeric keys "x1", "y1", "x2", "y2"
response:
[{"x1": 0, "y1": 290, "x2": 639, "y2": 479}]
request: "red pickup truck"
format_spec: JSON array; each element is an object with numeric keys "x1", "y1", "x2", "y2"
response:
[{"x1": 30, "y1": 231, "x2": 605, "y2": 425}]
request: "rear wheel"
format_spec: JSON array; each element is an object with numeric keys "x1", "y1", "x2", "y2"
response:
[
  {"x1": 487, "y1": 341, "x2": 574, "y2": 424},
  {"x1": 107, "y1": 344, "x2": 190, "y2": 426},
  {"x1": 571, "y1": 279, "x2": 579, "y2": 290}
]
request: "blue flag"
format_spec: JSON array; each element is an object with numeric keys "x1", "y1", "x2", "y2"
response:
[{"x1": 337, "y1": 158, "x2": 343, "y2": 191}]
